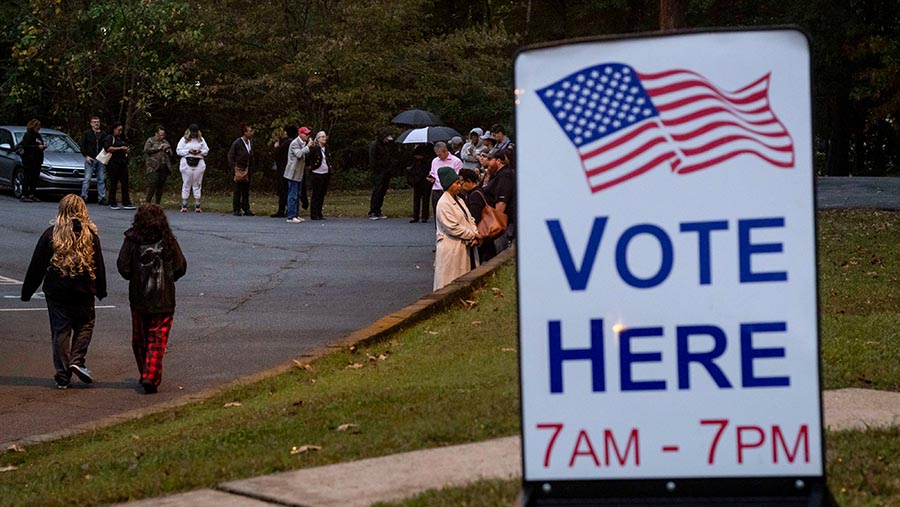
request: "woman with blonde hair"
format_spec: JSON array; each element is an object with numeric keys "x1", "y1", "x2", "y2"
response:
[
  {"x1": 175, "y1": 124, "x2": 209, "y2": 213},
  {"x1": 22, "y1": 194, "x2": 107, "y2": 389}
]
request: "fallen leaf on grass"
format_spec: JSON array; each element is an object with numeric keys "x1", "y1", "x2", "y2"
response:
[
  {"x1": 5, "y1": 445, "x2": 24, "y2": 453},
  {"x1": 292, "y1": 359, "x2": 313, "y2": 370},
  {"x1": 346, "y1": 363, "x2": 364, "y2": 369},
  {"x1": 290, "y1": 445, "x2": 322, "y2": 455},
  {"x1": 224, "y1": 402, "x2": 242, "y2": 408},
  {"x1": 349, "y1": 345, "x2": 358, "y2": 353},
  {"x1": 178, "y1": 386, "x2": 184, "y2": 390},
  {"x1": 501, "y1": 348, "x2": 517, "y2": 352},
  {"x1": 378, "y1": 354, "x2": 388, "y2": 361},
  {"x1": 424, "y1": 331, "x2": 439, "y2": 335},
  {"x1": 0, "y1": 465, "x2": 17, "y2": 473},
  {"x1": 131, "y1": 435, "x2": 141, "y2": 441},
  {"x1": 336, "y1": 423, "x2": 359, "y2": 432},
  {"x1": 491, "y1": 287, "x2": 504, "y2": 298},
  {"x1": 471, "y1": 320, "x2": 483, "y2": 325},
  {"x1": 460, "y1": 298, "x2": 478, "y2": 309}
]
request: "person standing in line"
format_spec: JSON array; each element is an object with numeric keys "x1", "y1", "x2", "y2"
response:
[
  {"x1": 407, "y1": 143, "x2": 433, "y2": 223},
  {"x1": 284, "y1": 126, "x2": 313, "y2": 223},
  {"x1": 270, "y1": 126, "x2": 295, "y2": 218},
  {"x1": 175, "y1": 124, "x2": 209, "y2": 213},
  {"x1": 449, "y1": 136, "x2": 464, "y2": 159},
  {"x1": 368, "y1": 129, "x2": 395, "y2": 220},
  {"x1": 483, "y1": 149, "x2": 516, "y2": 253},
  {"x1": 458, "y1": 168, "x2": 496, "y2": 263},
  {"x1": 490, "y1": 123, "x2": 515, "y2": 152},
  {"x1": 228, "y1": 123, "x2": 255, "y2": 216},
  {"x1": 19, "y1": 119, "x2": 47, "y2": 202},
  {"x1": 104, "y1": 122, "x2": 135, "y2": 210},
  {"x1": 427, "y1": 141, "x2": 463, "y2": 225},
  {"x1": 460, "y1": 127, "x2": 486, "y2": 174},
  {"x1": 80, "y1": 116, "x2": 108, "y2": 205},
  {"x1": 307, "y1": 130, "x2": 330, "y2": 220},
  {"x1": 117, "y1": 204, "x2": 187, "y2": 394},
  {"x1": 143, "y1": 126, "x2": 172, "y2": 205},
  {"x1": 22, "y1": 194, "x2": 107, "y2": 389},
  {"x1": 433, "y1": 166, "x2": 481, "y2": 290}
]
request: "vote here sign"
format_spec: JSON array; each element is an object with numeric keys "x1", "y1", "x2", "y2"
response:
[{"x1": 515, "y1": 29, "x2": 822, "y2": 482}]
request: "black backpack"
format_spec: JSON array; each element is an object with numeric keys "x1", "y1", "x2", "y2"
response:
[{"x1": 137, "y1": 241, "x2": 167, "y2": 303}]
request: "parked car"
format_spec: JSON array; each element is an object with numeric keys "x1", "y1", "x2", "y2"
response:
[{"x1": 0, "y1": 125, "x2": 97, "y2": 199}]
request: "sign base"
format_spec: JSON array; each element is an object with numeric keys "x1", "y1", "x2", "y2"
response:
[{"x1": 518, "y1": 479, "x2": 836, "y2": 506}]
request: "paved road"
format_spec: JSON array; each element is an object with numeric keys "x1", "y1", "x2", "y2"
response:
[
  {"x1": 0, "y1": 195, "x2": 436, "y2": 445},
  {"x1": 816, "y1": 176, "x2": 900, "y2": 209}
]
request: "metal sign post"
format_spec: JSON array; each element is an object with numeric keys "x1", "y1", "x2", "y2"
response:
[{"x1": 515, "y1": 28, "x2": 829, "y2": 505}]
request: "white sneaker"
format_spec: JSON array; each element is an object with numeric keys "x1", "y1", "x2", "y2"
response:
[{"x1": 286, "y1": 217, "x2": 305, "y2": 223}]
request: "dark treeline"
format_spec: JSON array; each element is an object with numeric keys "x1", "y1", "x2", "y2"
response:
[{"x1": 1, "y1": 0, "x2": 898, "y2": 189}]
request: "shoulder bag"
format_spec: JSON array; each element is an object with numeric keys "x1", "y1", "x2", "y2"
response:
[
  {"x1": 96, "y1": 149, "x2": 112, "y2": 165},
  {"x1": 233, "y1": 165, "x2": 249, "y2": 183},
  {"x1": 475, "y1": 191, "x2": 508, "y2": 240}
]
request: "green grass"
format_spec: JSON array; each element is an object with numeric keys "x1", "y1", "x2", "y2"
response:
[
  {"x1": 1, "y1": 209, "x2": 898, "y2": 506},
  {"x1": 148, "y1": 187, "x2": 415, "y2": 218},
  {"x1": 0, "y1": 264, "x2": 519, "y2": 507}
]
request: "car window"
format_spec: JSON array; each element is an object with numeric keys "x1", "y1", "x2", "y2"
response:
[
  {"x1": 0, "y1": 129, "x2": 12, "y2": 147},
  {"x1": 43, "y1": 133, "x2": 81, "y2": 153}
]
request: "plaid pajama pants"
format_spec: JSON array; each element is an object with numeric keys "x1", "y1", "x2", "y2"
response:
[{"x1": 131, "y1": 311, "x2": 174, "y2": 387}]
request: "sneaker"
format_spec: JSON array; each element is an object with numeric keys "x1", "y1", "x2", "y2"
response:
[
  {"x1": 141, "y1": 382, "x2": 158, "y2": 394},
  {"x1": 243, "y1": 211, "x2": 255, "y2": 216},
  {"x1": 409, "y1": 219, "x2": 420, "y2": 223},
  {"x1": 233, "y1": 211, "x2": 242, "y2": 216},
  {"x1": 377, "y1": 214, "x2": 387, "y2": 220},
  {"x1": 110, "y1": 204, "x2": 120, "y2": 210},
  {"x1": 69, "y1": 364, "x2": 94, "y2": 384},
  {"x1": 194, "y1": 206, "x2": 202, "y2": 213},
  {"x1": 286, "y1": 217, "x2": 305, "y2": 223},
  {"x1": 56, "y1": 382, "x2": 69, "y2": 390},
  {"x1": 368, "y1": 214, "x2": 379, "y2": 220},
  {"x1": 181, "y1": 206, "x2": 188, "y2": 213}
]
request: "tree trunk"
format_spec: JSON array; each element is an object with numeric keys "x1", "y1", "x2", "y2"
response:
[{"x1": 659, "y1": 0, "x2": 686, "y2": 31}]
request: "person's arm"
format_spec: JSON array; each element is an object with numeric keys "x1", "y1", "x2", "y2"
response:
[
  {"x1": 116, "y1": 238, "x2": 133, "y2": 281},
  {"x1": 437, "y1": 197, "x2": 477, "y2": 242},
  {"x1": 171, "y1": 239, "x2": 187, "y2": 281},
  {"x1": 227, "y1": 139, "x2": 238, "y2": 167},
  {"x1": 21, "y1": 229, "x2": 52, "y2": 302},
  {"x1": 199, "y1": 138, "x2": 209, "y2": 157},
  {"x1": 93, "y1": 233, "x2": 107, "y2": 301},
  {"x1": 143, "y1": 137, "x2": 157, "y2": 156},
  {"x1": 175, "y1": 137, "x2": 190, "y2": 157},
  {"x1": 290, "y1": 138, "x2": 309, "y2": 160}
]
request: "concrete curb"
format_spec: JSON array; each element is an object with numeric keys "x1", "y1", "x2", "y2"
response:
[{"x1": 10, "y1": 247, "x2": 517, "y2": 448}]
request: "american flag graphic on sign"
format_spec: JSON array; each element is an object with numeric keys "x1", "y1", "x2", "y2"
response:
[{"x1": 537, "y1": 63, "x2": 795, "y2": 193}]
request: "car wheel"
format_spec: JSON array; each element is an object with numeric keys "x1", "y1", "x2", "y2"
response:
[{"x1": 12, "y1": 167, "x2": 24, "y2": 199}]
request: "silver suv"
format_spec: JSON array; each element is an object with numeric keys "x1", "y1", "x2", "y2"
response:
[{"x1": 0, "y1": 126, "x2": 98, "y2": 199}]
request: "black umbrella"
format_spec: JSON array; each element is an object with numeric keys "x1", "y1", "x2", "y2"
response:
[
  {"x1": 396, "y1": 126, "x2": 462, "y2": 144},
  {"x1": 391, "y1": 109, "x2": 444, "y2": 127}
]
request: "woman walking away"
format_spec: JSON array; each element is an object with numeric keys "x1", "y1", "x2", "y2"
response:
[
  {"x1": 433, "y1": 166, "x2": 481, "y2": 290},
  {"x1": 176, "y1": 124, "x2": 209, "y2": 213},
  {"x1": 117, "y1": 204, "x2": 186, "y2": 394},
  {"x1": 22, "y1": 195, "x2": 107, "y2": 389},
  {"x1": 19, "y1": 119, "x2": 47, "y2": 202}
]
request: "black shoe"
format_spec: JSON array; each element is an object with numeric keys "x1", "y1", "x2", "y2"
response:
[
  {"x1": 311, "y1": 216, "x2": 324, "y2": 220},
  {"x1": 141, "y1": 382, "x2": 158, "y2": 394},
  {"x1": 69, "y1": 364, "x2": 94, "y2": 384},
  {"x1": 409, "y1": 219, "x2": 419, "y2": 223},
  {"x1": 243, "y1": 211, "x2": 255, "y2": 216},
  {"x1": 233, "y1": 211, "x2": 242, "y2": 216}
]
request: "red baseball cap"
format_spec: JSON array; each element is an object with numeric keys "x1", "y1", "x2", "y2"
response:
[{"x1": 298, "y1": 126, "x2": 312, "y2": 135}]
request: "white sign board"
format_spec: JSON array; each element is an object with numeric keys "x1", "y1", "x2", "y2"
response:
[{"x1": 516, "y1": 29, "x2": 822, "y2": 482}]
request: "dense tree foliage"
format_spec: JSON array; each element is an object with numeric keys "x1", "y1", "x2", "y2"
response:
[{"x1": 1, "y1": 0, "x2": 898, "y2": 188}]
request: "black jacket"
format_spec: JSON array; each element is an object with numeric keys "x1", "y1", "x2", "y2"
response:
[
  {"x1": 22, "y1": 223, "x2": 107, "y2": 303},
  {"x1": 20, "y1": 130, "x2": 44, "y2": 168},
  {"x1": 117, "y1": 228, "x2": 187, "y2": 314},
  {"x1": 368, "y1": 139, "x2": 395, "y2": 174},
  {"x1": 81, "y1": 129, "x2": 107, "y2": 159},
  {"x1": 103, "y1": 134, "x2": 129, "y2": 171},
  {"x1": 228, "y1": 137, "x2": 253, "y2": 170}
]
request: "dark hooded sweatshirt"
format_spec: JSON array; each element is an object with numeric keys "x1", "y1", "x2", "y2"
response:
[{"x1": 117, "y1": 228, "x2": 186, "y2": 314}]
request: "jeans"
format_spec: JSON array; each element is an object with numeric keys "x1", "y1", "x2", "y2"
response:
[
  {"x1": 286, "y1": 179, "x2": 301, "y2": 219},
  {"x1": 82, "y1": 159, "x2": 106, "y2": 201},
  {"x1": 46, "y1": 298, "x2": 95, "y2": 385}
]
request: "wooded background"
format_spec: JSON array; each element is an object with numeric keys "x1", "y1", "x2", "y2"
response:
[{"x1": 1, "y1": 0, "x2": 898, "y2": 189}]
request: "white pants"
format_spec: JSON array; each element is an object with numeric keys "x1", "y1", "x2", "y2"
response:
[{"x1": 180, "y1": 159, "x2": 206, "y2": 202}]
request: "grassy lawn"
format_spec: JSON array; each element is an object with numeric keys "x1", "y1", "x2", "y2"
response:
[
  {"x1": 0, "y1": 209, "x2": 898, "y2": 506},
  {"x1": 150, "y1": 187, "x2": 415, "y2": 218}
]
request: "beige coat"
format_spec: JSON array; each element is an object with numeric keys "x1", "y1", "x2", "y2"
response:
[
  {"x1": 434, "y1": 192, "x2": 479, "y2": 290},
  {"x1": 284, "y1": 136, "x2": 310, "y2": 182}
]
